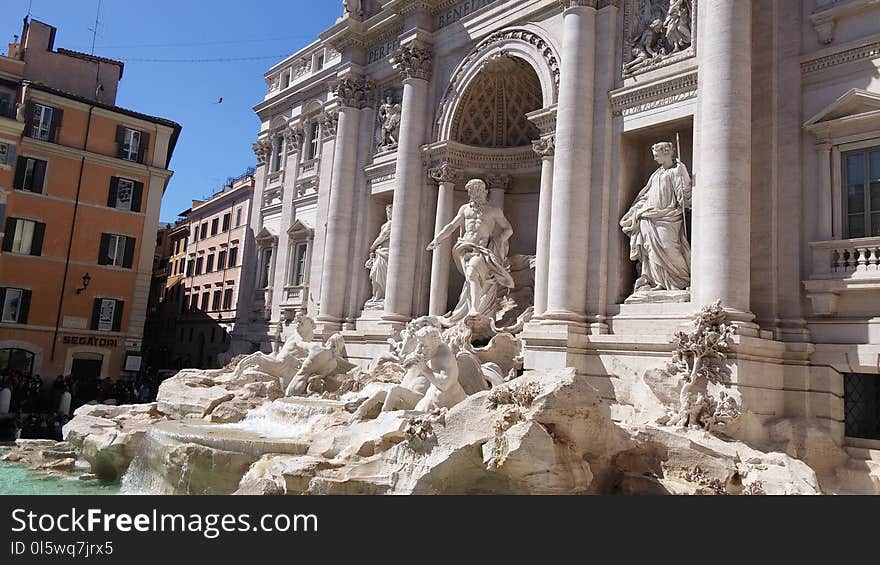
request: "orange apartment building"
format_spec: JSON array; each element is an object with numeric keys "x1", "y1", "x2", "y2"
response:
[{"x1": 0, "y1": 19, "x2": 181, "y2": 382}]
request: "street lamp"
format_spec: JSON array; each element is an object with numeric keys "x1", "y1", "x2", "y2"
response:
[{"x1": 75, "y1": 272, "x2": 92, "y2": 295}]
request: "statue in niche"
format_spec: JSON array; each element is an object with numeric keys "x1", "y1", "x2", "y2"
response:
[
  {"x1": 376, "y1": 96, "x2": 402, "y2": 151},
  {"x1": 364, "y1": 204, "x2": 392, "y2": 309},
  {"x1": 620, "y1": 141, "x2": 692, "y2": 301},
  {"x1": 427, "y1": 179, "x2": 514, "y2": 325},
  {"x1": 664, "y1": 0, "x2": 692, "y2": 53}
]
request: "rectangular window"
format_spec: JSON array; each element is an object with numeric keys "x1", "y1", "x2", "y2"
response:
[
  {"x1": 307, "y1": 122, "x2": 320, "y2": 160},
  {"x1": 99, "y1": 234, "x2": 134, "y2": 268},
  {"x1": 271, "y1": 136, "x2": 284, "y2": 173},
  {"x1": 14, "y1": 157, "x2": 47, "y2": 193},
  {"x1": 0, "y1": 142, "x2": 12, "y2": 166},
  {"x1": 91, "y1": 298, "x2": 123, "y2": 332},
  {"x1": 31, "y1": 104, "x2": 54, "y2": 141},
  {"x1": 108, "y1": 177, "x2": 143, "y2": 212},
  {"x1": 0, "y1": 288, "x2": 30, "y2": 324},
  {"x1": 121, "y1": 128, "x2": 141, "y2": 161},
  {"x1": 211, "y1": 218, "x2": 219, "y2": 236},
  {"x1": 201, "y1": 292, "x2": 210, "y2": 310},
  {"x1": 0, "y1": 92, "x2": 11, "y2": 118},
  {"x1": 228, "y1": 247, "x2": 238, "y2": 267},
  {"x1": 206, "y1": 254, "x2": 215, "y2": 273},
  {"x1": 236, "y1": 208, "x2": 242, "y2": 227},
  {"x1": 222, "y1": 213, "x2": 231, "y2": 232},
  {"x1": 195, "y1": 256, "x2": 204, "y2": 275},
  {"x1": 222, "y1": 288, "x2": 234, "y2": 310},
  {"x1": 190, "y1": 293, "x2": 199, "y2": 310},
  {"x1": 186, "y1": 259, "x2": 194, "y2": 277},
  {"x1": 200, "y1": 223, "x2": 208, "y2": 240},
  {"x1": 259, "y1": 247, "x2": 273, "y2": 289},
  {"x1": 217, "y1": 250, "x2": 227, "y2": 271},
  {"x1": 212, "y1": 290, "x2": 222, "y2": 311},
  {"x1": 3, "y1": 218, "x2": 45, "y2": 256},
  {"x1": 844, "y1": 373, "x2": 880, "y2": 440},
  {"x1": 843, "y1": 147, "x2": 880, "y2": 238},
  {"x1": 293, "y1": 242, "x2": 308, "y2": 286}
]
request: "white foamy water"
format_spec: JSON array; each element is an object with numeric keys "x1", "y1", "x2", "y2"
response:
[{"x1": 215, "y1": 402, "x2": 334, "y2": 439}]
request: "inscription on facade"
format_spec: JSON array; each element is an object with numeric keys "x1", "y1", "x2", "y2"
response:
[
  {"x1": 62, "y1": 336, "x2": 120, "y2": 348},
  {"x1": 437, "y1": 0, "x2": 496, "y2": 29},
  {"x1": 368, "y1": 37, "x2": 402, "y2": 65}
]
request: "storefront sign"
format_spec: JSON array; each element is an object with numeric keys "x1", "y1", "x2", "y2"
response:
[
  {"x1": 62, "y1": 335, "x2": 119, "y2": 348},
  {"x1": 437, "y1": 0, "x2": 496, "y2": 29}
]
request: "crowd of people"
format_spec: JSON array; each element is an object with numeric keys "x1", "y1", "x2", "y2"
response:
[{"x1": 0, "y1": 368, "x2": 166, "y2": 441}]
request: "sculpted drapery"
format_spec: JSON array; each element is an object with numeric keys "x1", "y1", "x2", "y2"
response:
[{"x1": 620, "y1": 142, "x2": 692, "y2": 295}]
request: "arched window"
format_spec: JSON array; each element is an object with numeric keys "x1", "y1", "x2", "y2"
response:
[{"x1": 0, "y1": 348, "x2": 35, "y2": 376}]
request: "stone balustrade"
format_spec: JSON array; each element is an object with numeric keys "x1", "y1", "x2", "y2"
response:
[{"x1": 804, "y1": 236, "x2": 880, "y2": 316}]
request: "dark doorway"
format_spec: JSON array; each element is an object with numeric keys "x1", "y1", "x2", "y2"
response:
[{"x1": 71, "y1": 357, "x2": 103, "y2": 380}]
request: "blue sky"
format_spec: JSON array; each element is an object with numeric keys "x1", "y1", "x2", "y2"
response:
[{"x1": 2, "y1": 0, "x2": 342, "y2": 222}]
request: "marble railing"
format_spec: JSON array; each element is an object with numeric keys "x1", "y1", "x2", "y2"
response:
[
  {"x1": 810, "y1": 237, "x2": 880, "y2": 277},
  {"x1": 805, "y1": 237, "x2": 880, "y2": 315}
]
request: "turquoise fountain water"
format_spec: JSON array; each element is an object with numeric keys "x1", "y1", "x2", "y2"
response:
[{"x1": 0, "y1": 461, "x2": 120, "y2": 495}]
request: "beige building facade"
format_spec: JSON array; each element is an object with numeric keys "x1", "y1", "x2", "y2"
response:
[{"x1": 238, "y1": 1, "x2": 880, "y2": 486}]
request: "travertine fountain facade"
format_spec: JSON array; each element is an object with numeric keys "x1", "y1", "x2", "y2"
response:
[{"x1": 218, "y1": 0, "x2": 880, "y2": 489}]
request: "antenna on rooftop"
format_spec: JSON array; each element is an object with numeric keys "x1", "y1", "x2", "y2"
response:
[
  {"x1": 89, "y1": 0, "x2": 103, "y2": 55},
  {"x1": 26, "y1": 0, "x2": 33, "y2": 19}
]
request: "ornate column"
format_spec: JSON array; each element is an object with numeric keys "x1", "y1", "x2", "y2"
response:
[
  {"x1": 816, "y1": 143, "x2": 833, "y2": 240},
  {"x1": 691, "y1": 0, "x2": 753, "y2": 319},
  {"x1": 428, "y1": 163, "x2": 459, "y2": 316},
  {"x1": 544, "y1": 0, "x2": 596, "y2": 322},
  {"x1": 486, "y1": 174, "x2": 510, "y2": 211},
  {"x1": 383, "y1": 41, "x2": 433, "y2": 323},
  {"x1": 317, "y1": 77, "x2": 373, "y2": 329},
  {"x1": 532, "y1": 136, "x2": 555, "y2": 316}
]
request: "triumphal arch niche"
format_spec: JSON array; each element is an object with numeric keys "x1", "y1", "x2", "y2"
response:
[{"x1": 425, "y1": 28, "x2": 560, "y2": 325}]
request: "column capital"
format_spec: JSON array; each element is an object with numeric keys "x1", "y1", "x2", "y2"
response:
[
  {"x1": 485, "y1": 173, "x2": 511, "y2": 192},
  {"x1": 429, "y1": 162, "x2": 459, "y2": 185},
  {"x1": 532, "y1": 136, "x2": 556, "y2": 158},
  {"x1": 558, "y1": 0, "x2": 598, "y2": 12},
  {"x1": 332, "y1": 76, "x2": 376, "y2": 109},
  {"x1": 252, "y1": 138, "x2": 271, "y2": 166},
  {"x1": 390, "y1": 42, "x2": 433, "y2": 82},
  {"x1": 284, "y1": 122, "x2": 305, "y2": 154},
  {"x1": 319, "y1": 110, "x2": 339, "y2": 139}
]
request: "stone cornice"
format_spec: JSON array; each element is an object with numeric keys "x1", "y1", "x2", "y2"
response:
[
  {"x1": 810, "y1": 0, "x2": 880, "y2": 45},
  {"x1": 610, "y1": 69, "x2": 698, "y2": 117},
  {"x1": 423, "y1": 140, "x2": 541, "y2": 173},
  {"x1": 0, "y1": 116, "x2": 25, "y2": 138},
  {"x1": 801, "y1": 38, "x2": 880, "y2": 75},
  {"x1": 20, "y1": 137, "x2": 171, "y2": 179},
  {"x1": 558, "y1": 0, "x2": 598, "y2": 10},
  {"x1": 526, "y1": 105, "x2": 558, "y2": 136}
]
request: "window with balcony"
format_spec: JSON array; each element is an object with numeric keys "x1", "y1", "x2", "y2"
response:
[
  {"x1": 843, "y1": 148, "x2": 880, "y2": 239},
  {"x1": 258, "y1": 247, "x2": 273, "y2": 289},
  {"x1": 291, "y1": 242, "x2": 309, "y2": 287}
]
